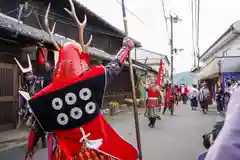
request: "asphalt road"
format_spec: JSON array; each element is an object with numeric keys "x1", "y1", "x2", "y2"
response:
[{"x1": 0, "y1": 103, "x2": 223, "y2": 160}]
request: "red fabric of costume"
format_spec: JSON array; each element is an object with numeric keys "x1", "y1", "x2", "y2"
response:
[
  {"x1": 185, "y1": 87, "x2": 189, "y2": 96},
  {"x1": 164, "y1": 89, "x2": 172, "y2": 107},
  {"x1": 147, "y1": 87, "x2": 159, "y2": 108}
]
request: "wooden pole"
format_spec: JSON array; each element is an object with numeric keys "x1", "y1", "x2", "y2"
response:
[{"x1": 121, "y1": 0, "x2": 143, "y2": 159}]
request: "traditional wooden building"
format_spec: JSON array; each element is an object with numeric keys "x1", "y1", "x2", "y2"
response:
[{"x1": 0, "y1": 0, "x2": 156, "y2": 131}]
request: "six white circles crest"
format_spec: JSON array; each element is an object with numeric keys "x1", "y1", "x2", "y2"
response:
[{"x1": 52, "y1": 88, "x2": 97, "y2": 125}]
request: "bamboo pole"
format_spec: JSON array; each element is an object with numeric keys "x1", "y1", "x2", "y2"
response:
[{"x1": 120, "y1": 0, "x2": 143, "y2": 159}]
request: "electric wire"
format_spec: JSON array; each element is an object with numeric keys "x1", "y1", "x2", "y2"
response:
[
  {"x1": 191, "y1": 0, "x2": 200, "y2": 68},
  {"x1": 191, "y1": 0, "x2": 196, "y2": 67},
  {"x1": 196, "y1": 0, "x2": 200, "y2": 59},
  {"x1": 32, "y1": 9, "x2": 124, "y2": 38},
  {"x1": 114, "y1": 0, "x2": 145, "y2": 24},
  {"x1": 4, "y1": 7, "x2": 20, "y2": 15},
  {"x1": 194, "y1": 0, "x2": 198, "y2": 52},
  {"x1": 161, "y1": 0, "x2": 170, "y2": 40}
]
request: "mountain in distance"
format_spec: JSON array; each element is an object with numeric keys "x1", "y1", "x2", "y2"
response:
[{"x1": 173, "y1": 71, "x2": 193, "y2": 85}]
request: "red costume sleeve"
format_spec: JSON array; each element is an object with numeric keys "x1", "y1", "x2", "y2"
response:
[{"x1": 104, "y1": 39, "x2": 134, "y2": 84}]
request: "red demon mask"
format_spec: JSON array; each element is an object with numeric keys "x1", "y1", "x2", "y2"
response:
[{"x1": 53, "y1": 42, "x2": 90, "y2": 85}]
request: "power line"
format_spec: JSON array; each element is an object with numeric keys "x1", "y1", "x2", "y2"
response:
[
  {"x1": 160, "y1": 0, "x2": 170, "y2": 39},
  {"x1": 114, "y1": 0, "x2": 146, "y2": 24},
  {"x1": 191, "y1": 0, "x2": 196, "y2": 67},
  {"x1": 191, "y1": 0, "x2": 200, "y2": 68},
  {"x1": 196, "y1": 0, "x2": 200, "y2": 54},
  {"x1": 196, "y1": 0, "x2": 200, "y2": 68},
  {"x1": 194, "y1": 0, "x2": 198, "y2": 52}
]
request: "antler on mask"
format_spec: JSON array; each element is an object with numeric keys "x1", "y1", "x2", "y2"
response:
[
  {"x1": 64, "y1": 0, "x2": 93, "y2": 52},
  {"x1": 44, "y1": 3, "x2": 59, "y2": 50},
  {"x1": 14, "y1": 54, "x2": 32, "y2": 73}
]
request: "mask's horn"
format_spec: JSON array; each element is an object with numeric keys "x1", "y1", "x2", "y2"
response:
[
  {"x1": 27, "y1": 54, "x2": 33, "y2": 72},
  {"x1": 14, "y1": 57, "x2": 25, "y2": 73},
  {"x1": 14, "y1": 54, "x2": 33, "y2": 73}
]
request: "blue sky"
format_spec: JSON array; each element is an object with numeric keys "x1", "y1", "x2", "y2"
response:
[{"x1": 79, "y1": 0, "x2": 240, "y2": 73}]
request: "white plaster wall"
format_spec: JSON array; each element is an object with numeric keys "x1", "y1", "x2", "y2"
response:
[
  {"x1": 198, "y1": 35, "x2": 240, "y2": 80},
  {"x1": 201, "y1": 35, "x2": 240, "y2": 67},
  {"x1": 133, "y1": 48, "x2": 170, "y2": 82},
  {"x1": 221, "y1": 57, "x2": 240, "y2": 72}
]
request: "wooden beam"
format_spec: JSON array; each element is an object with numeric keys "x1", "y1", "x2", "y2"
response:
[{"x1": 0, "y1": 96, "x2": 13, "y2": 102}]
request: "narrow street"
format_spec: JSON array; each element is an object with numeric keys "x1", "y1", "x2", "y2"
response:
[{"x1": 0, "y1": 103, "x2": 223, "y2": 160}]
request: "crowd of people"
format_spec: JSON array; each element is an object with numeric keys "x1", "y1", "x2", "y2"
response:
[
  {"x1": 188, "y1": 80, "x2": 234, "y2": 116},
  {"x1": 139, "y1": 76, "x2": 237, "y2": 129},
  {"x1": 138, "y1": 76, "x2": 240, "y2": 159},
  {"x1": 189, "y1": 82, "x2": 211, "y2": 114}
]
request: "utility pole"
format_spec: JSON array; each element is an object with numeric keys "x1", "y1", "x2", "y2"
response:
[
  {"x1": 170, "y1": 16, "x2": 174, "y2": 83},
  {"x1": 168, "y1": 14, "x2": 181, "y2": 83},
  {"x1": 197, "y1": 54, "x2": 200, "y2": 69}
]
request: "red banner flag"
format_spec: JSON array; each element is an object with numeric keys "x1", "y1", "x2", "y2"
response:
[{"x1": 157, "y1": 59, "x2": 164, "y2": 86}]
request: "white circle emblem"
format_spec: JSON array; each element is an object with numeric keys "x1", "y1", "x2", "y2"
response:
[
  {"x1": 57, "y1": 113, "x2": 69, "y2": 125},
  {"x1": 70, "y1": 107, "x2": 83, "y2": 119},
  {"x1": 52, "y1": 98, "x2": 63, "y2": 110},
  {"x1": 85, "y1": 102, "x2": 96, "y2": 114},
  {"x1": 79, "y1": 88, "x2": 91, "y2": 101},
  {"x1": 65, "y1": 92, "x2": 77, "y2": 105}
]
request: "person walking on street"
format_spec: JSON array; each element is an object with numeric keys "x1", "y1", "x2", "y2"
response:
[
  {"x1": 190, "y1": 84, "x2": 198, "y2": 110},
  {"x1": 174, "y1": 85, "x2": 179, "y2": 106},
  {"x1": 163, "y1": 83, "x2": 174, "y2": 115},
  {"x1": 180, "y1": 84, "x2": 189, "y2": 104},
  {"x1": 198, "y1": 82, "x2": 210, "y2": 114},
  {"x1": 216, "y1": 84, "x2": 224, "y2": 115}
]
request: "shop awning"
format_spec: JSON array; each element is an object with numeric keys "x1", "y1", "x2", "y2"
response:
[
  {"x1": 198, "y1": 56, "x2": 240, "y2": 80},
  {"x1": 197, "y1": 58, "x2": 220, "y2": 80}
]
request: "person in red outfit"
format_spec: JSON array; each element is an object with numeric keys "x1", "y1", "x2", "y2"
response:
[
  {"x1": 19, "y1": 1, "x2": 139, "y2": 159},
  {"x1": 180, "y1": 84, "x2": 188, "y2": 104},
  {"x1": 140, "y1": 76, "x2": 161, "y2": 128},
  {"x1": 163, "y1": 83, "x2": 174, "y2": 115}
]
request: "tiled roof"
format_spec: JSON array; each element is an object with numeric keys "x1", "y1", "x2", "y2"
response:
[{"x1": 0, "y1": 13, "x2": 155, "y2": 73}]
